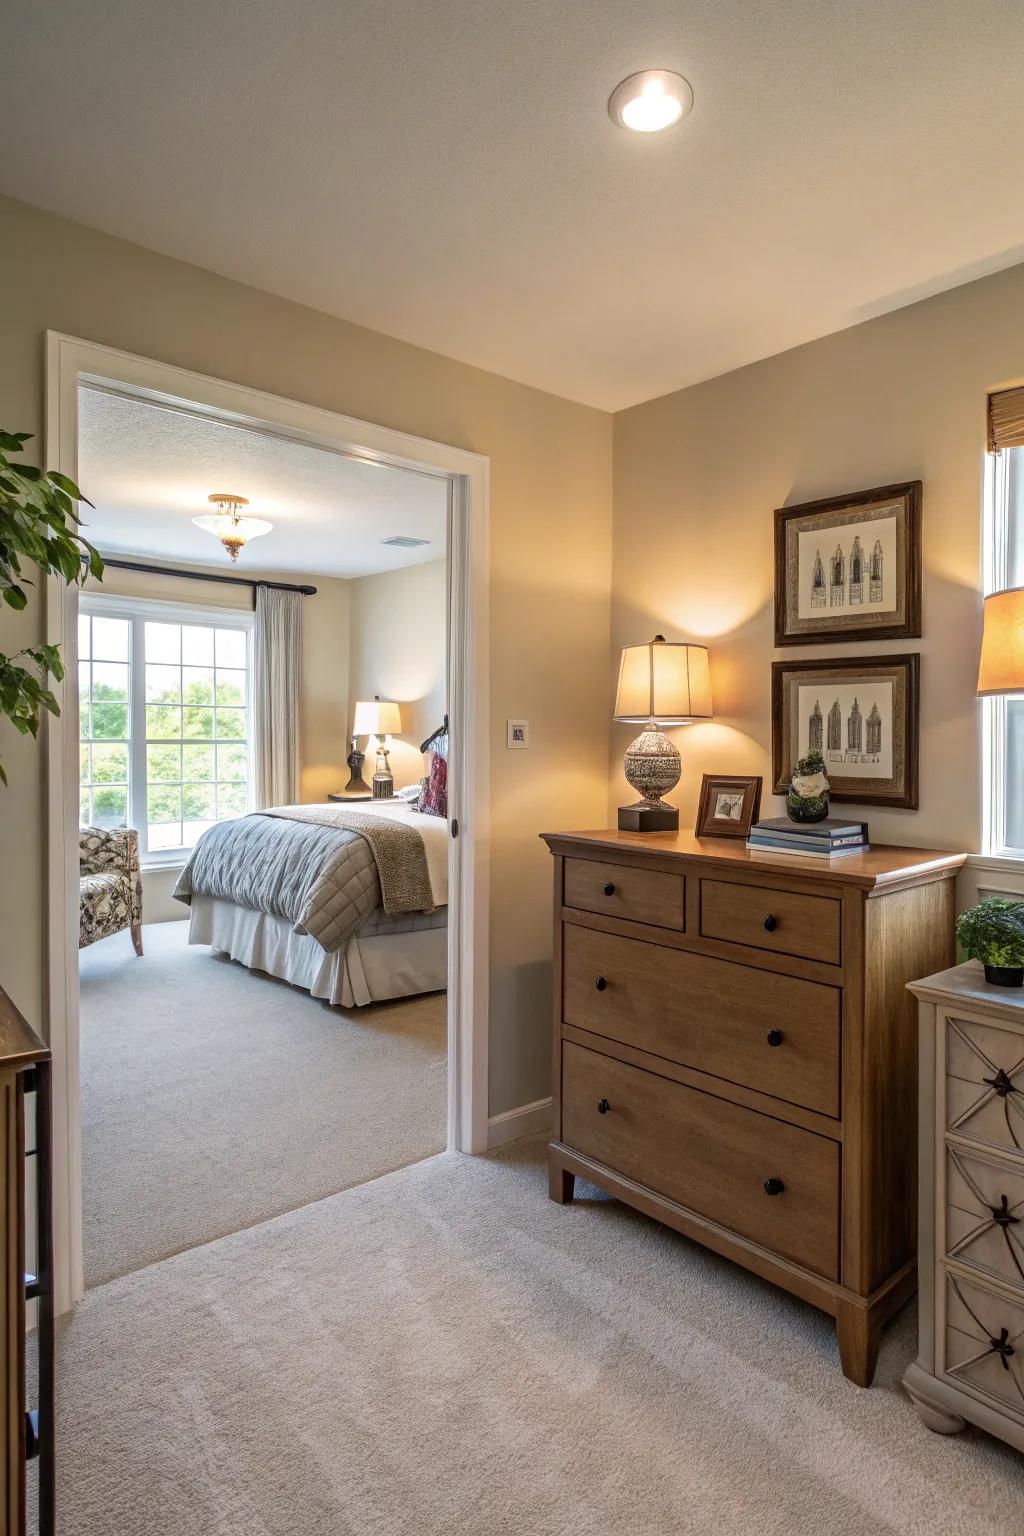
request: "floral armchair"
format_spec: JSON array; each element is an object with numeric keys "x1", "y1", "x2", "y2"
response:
[{"x1": 79, "y1": 827, "x2": 144, "y2": 954}]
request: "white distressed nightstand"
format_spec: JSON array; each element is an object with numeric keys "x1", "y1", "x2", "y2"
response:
[{"x1": 905, "y1": 961, "x2": 1024, "y2": 1449}]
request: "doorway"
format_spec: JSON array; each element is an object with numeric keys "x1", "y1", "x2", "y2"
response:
[{"x1": 45, "y1": 333, "x2": 490, "y2": 1312}]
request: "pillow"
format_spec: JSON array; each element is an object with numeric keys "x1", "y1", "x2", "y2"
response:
[{"x1": 421, "y1": 752, "x2": 448, "y2": 818}]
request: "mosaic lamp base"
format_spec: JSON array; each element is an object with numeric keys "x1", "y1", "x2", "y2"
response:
[{"x1": 617, "y1": 724, "x2": 681, "y2": 833}]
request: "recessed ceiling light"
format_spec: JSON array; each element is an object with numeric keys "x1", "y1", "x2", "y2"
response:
[{"x1": 609, "y1": 70, "x2": 693, "y2": 133}]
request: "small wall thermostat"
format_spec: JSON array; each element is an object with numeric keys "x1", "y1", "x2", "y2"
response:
[{"x1": 507, "y1": 719, "x2": 529, "y2": 749}]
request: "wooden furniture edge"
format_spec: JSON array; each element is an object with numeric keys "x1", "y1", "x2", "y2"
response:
[{"x1": 540, "y1": 831, "x2": 965, "y2": 892}]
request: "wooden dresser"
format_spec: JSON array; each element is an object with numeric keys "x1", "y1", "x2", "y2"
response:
[
  {"x1": 904, "y1": 963, "x2": 1024, "y2": 1448},
  {"x1": 541, "y1": 830, "x2": 965, "y2": 1386},
  {"x1": 0, "y1": 986, "x2": 53, "y2": 1536}
]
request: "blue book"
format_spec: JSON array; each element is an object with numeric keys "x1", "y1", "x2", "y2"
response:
[{"x1": 752, "y1": 816, "x2": 868, "y2": 843}]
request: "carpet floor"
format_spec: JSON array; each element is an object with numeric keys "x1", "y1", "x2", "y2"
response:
[
  {"x1": 48, "y1": 1137, "x2": 1024, "y2": 1536},
  {"x1": 79, "y1": 922, "x2": 447, "y2": 1286}
]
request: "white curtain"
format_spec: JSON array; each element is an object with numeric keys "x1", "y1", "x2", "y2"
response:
[{"x1": 253, "y1": 586, "x2": 301, "y2": 808}]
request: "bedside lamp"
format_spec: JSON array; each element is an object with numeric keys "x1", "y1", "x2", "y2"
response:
[
  {"x1": 978, "y1": 587, "x2": 1024, "y2": 696},
  {"x1": 353, "y1": 697, "x2": 402, "y2": 799},
  {"x1": 614, "y1": 635, "x2": 713, "y2": 832}
]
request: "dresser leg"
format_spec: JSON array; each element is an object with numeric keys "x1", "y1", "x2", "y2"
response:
[
  {"x1": 548, "y1": 1161, "x2": 574, "y2": 1204},
  {"x1": 835, "y1": 1301, "x2": 882, "y2": 1387}
]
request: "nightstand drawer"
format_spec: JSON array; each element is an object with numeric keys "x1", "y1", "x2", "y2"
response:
[
  {"x1": 946, "y1": 1144, "x2": 1024, "y2": 1293},
  {"x1": 700, "y1": 879, "x2": 841, "y2": 966},
  {"x1": 946, "y1": 1013, "x2": 1024, "y2": 1157},
  {"x1": 945, "y1": 1272, "x2": 1024, "y2": 1420},
  {"x1": 563, "y1": 857, "x2": 685, "y2": 931},
  {"x1": 561, "y1": 1041, "x2": 840, "y2": 1279},
  {"x1": 562, "y1": 923, "x2": 840, "y2": 1117}
]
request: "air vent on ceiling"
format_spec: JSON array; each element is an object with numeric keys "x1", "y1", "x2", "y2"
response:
[{"x1": 381, "y1": 536, "x2": 430, "y2": 548}]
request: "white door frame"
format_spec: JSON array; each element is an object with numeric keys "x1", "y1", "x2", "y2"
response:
[{"x1": 45, "y1": 331, "x2": 490, "y2": 1315}]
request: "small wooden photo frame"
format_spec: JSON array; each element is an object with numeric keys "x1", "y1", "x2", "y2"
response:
[{"x1": 695, "y1": 774, "x2": 763, "y2": 839}]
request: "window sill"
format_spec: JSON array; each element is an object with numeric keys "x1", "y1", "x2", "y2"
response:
[
  {"x1": 966, "y1": 852, "x2": 1024, "y2": 873},
  {"x1": 140, "y1": 859, "x2": 189, "y2": 876}
]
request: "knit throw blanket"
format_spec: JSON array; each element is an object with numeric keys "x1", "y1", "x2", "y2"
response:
[{"x1": 263, "y1": 803, "x2": 435, "y2": 919}]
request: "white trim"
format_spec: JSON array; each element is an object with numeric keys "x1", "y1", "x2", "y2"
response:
[
  {"x1": 966, "y1": 853, "x2": 1024, "y2": 873},
  {"x1": 487, "y1": 1097, "x2": 553, "y2": 1150},
  {"x1": 46, "y1": 332, "x2": 491, "y2": 1314}
]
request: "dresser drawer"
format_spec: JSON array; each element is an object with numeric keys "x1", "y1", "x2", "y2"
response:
[
  {"x1": 945, "y1": 1272, "x2": 1024, "y2": 1420},
  {"x1": 700, "y1": 879, "x2": 841, "y2": 966},
  {"x1": 561, "y1": 1041, "x2": 840, "y2": 1279},
  {"x1": 563, "y1": 857, "x2": 684, "y2": 931},
  {"x1": 562, "y1": 923, "x2": 840, "y2": 1117},
  {"x1": 946, "y1": 1144, "x2": 1024, "y2": 1293},
  {"x1": 946, "y1": 1013, "x2": 1024, "y2": 1156}
]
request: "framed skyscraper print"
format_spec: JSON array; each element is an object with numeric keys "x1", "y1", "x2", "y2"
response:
[
  {"x1": 773, "y1": 481, "x2": 921, "y2": 645},
  {"x1": 772, "y1": 654, "x2": 920, "y2": 808}
]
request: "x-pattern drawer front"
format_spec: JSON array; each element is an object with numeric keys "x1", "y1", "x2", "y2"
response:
[
  {"x1": 946, "y1": 1144, "x2": 1024, "y2": 1293},
  {"x1": 946, "y1": 1014, "x2": 1024, "y2": 1157}
]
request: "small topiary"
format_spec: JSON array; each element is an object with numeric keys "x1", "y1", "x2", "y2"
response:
[
  {"x1": 786, "y1": 748, "x2": 830, "y2": 824},
  {"x1": 956, "y1": 897, "x2": 1024, "y2": 986}
]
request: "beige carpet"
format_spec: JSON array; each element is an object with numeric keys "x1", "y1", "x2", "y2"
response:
[
  {"x1": 48, "y1": 1137, "x2": 1024, "y2": 1536},
  {"x1": 79, "y1": 921, "x2": 446, "y2": 1286}
]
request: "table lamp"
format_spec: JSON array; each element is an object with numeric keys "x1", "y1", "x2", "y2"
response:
[
  {"x1": 978, "y1": 587, "x2": 1024, "y2": 697},
  {"x1": 353, "y1": 697, "x2": 403, "y2": 799},
  {"x1": 614, "y1": 635, "x2": 713, "y2": 831}
]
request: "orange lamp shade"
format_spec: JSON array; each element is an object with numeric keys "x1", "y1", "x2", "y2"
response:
[
  {"x1": 978, "y1": 588, "x2": 1024, "y2": 696},
  {"x1": 613, "y1": 636, "x2": 713, "y2": 723}
]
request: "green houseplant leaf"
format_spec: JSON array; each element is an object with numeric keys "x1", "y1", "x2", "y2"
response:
[
  {"x1": 0, "y1": 432, "x2": 102, "y2": 784},
  {"x1": 955, "y1": 897, "x2": 1024, "y2": 973}
]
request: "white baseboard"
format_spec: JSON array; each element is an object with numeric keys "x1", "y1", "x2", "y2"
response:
[{"x1": 487, "y1": 1096, "x2": 553, "y2": 1150}]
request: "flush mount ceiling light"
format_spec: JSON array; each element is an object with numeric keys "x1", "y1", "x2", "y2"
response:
[
  {"x1": 192, "y1": 492, "x2": 273, "y2": 563},
  {"x1": 609, "y1": 69, "x2": 693, "y2": 133}
]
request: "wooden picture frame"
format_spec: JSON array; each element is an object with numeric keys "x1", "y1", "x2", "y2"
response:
[
  {"x1": 694, "y1": 773, "x2": 763, "y2": 839},
  {"x1": 772, "y1": 654, "x2": 920, "y2": 809},
  {"x1": 774, "y1": 481, "x2": 922, "y2": 646}
]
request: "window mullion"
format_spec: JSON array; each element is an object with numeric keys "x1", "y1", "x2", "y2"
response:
[{"x1": 130, "y1": 615, "x2": 149, "y2": 856}]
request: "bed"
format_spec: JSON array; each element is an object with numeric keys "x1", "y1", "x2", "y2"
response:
[{"x1": 173, "y1": 797, "x2": 448, "y2": 1008}]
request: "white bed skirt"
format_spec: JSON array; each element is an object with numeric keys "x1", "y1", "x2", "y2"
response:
[{"x1": 188, "y1": 896, "x2": 447, "y2": 1008}]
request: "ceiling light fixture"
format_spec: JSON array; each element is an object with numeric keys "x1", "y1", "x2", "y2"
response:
[
  {"x1": 609, "y1": 69, "x2": 693, "y2": 133},
  {"x1": 192, "y1": 492, "x2": 273, "y2": 563}
]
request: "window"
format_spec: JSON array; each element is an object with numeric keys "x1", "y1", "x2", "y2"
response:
[
  {"x1": 983, "y1": 446, "x2": 1024, "y2": 856},
  {"x1": 79, "y1": 598, "x2": 253, "y2": 861}
]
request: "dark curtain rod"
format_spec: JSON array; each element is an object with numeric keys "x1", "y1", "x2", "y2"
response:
[{"x1": 83, "y1": 553, "x2": 317, "y2": 598}]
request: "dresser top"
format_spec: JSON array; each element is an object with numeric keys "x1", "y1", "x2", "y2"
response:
[
  {"x1": 541, "y1": 828, "x2": 965, "y2": 891},
  {"x1": 0, "y1": 985, "x2": 48, "y2": 1069}
]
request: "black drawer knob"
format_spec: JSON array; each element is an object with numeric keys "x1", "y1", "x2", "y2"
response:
[
  {"x1": 767, "y1": 1029, "x2": 785, "y2": 1048},
  {"x1": 763, "y1": 1177, "x2": 785, "y2": 1197},
  {"x1": 603, "y1": 881, "x2": 616, "y2": 896},
  {"x1": 595, "y1": 976, "x2": 608, "y2": 991},
  {"x1": 763, "y1": 914, "x2": 778, "y2": 932},
  {"x1": 597, "y1": 1098, "x2": 611, "y2": 1114}
]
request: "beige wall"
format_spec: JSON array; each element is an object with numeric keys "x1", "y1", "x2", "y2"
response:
[
  {"x1": 79, "y1": 559, "x2": 351, "y2": 920},
  {"x1": 612, "y1": 261, "x2": 1024, "y2": 853},
  {"x1": 348, "y1": 560, "x2": 447, "y2": 791},
  {"x1": 0, "y1": 193, "x2": 612, "y2": 1117}
]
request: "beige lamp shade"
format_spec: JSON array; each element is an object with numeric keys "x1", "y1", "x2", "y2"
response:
[
  {"x1": 978, "y1": 588, "x2": 1024, "y2": 696},
  {"x1": 353, "y1": 698, "x2": 402, "y2": 736},
  {"x1": 613, "y1": 635, "x2": 713, "y2": 723}
]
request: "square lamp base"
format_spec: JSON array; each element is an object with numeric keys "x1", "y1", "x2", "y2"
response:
[{"x1": 617, "y1": 802, "x2": 679, "y2": 833}]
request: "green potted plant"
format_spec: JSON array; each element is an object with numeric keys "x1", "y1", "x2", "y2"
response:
[
  {"x1": 956, "y1": 897, "x2": 1024, "y2": 987},
  {"x1": 786, "y1": 748, "x2": 830, "y2": 824},
  {"x1": 0, "y1": 429, "x2": 101, "y2": 784}
]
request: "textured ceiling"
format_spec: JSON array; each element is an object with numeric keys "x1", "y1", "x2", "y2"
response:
[
  {"x1": 4, "y1": 1, "x2": 1024, "y2": 409},
  {"x1": 77, "y1": 389, "x2": 447, "y2": 577}
]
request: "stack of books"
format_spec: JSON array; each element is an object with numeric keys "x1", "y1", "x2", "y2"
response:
[{"x1": 746, "y1": 816, "x2": 869, "y2": 860}]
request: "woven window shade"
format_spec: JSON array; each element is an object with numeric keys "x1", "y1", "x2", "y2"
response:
[{"x1": 988, "y1": 387, "x2": 1024, "y2": 453}]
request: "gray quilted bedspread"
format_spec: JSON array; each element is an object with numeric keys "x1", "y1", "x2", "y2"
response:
[{"x1": 173, "y1": 814, "x2": 384, "y2": 953}]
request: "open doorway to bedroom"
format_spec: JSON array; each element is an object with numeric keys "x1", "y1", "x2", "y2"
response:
[{"x1": 69, "y1": 377, "x2": 458, "y2": 1289}]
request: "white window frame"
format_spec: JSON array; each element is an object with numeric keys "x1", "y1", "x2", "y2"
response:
[
  {"x1": 982, "y1": 448, "x2": 1024, "y2": 859},
  {"x1": 79, "y1": 592, "x2": 255, "y2": 868}
]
